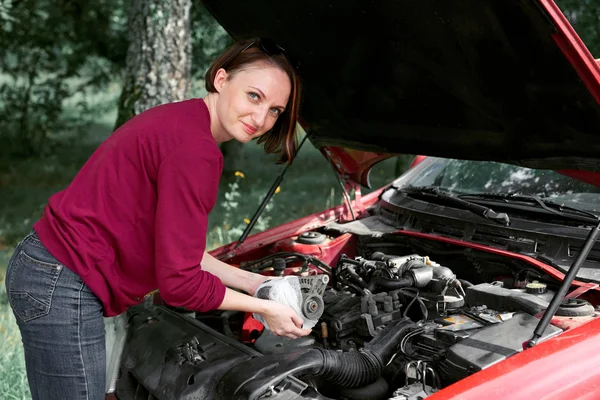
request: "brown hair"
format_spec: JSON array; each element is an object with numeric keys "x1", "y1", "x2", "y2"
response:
[{"x1": 205, "y1": 38, "x2": 302, "y2": 164}]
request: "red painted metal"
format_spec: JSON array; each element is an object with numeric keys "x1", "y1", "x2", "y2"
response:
[
  {"x1": 332, "y1": 180, "x2": 370, "y2": 222},
  {"x1": 410, "y1": 155, "x2": 427, "y2": 169},
  {"x1": 539, "y1": 313, "x2": 598, "y2": 332},
  {"x1": 427, "y1": 317, "x2": 600, "y2": 399},
  {"x1": 319, "y1": 146, "x2": 392, "y2": 187},
  {"x1": 566, "y1": 284, "x2": 599, "y2": 299},
  {"x1": 271, "y1": 233, "x2": 356, "y2": 273},
  {"x1": 558, "y1": 168, "x2": 600, "y2": 188},
  {"x1": 209, "y1": 186, "x2": 385, "y2": 262},
  {"x1": 524, "y1": 1, "x2": 600, "y2": 188},
  {"x1": 540, "y1": 0, "x2": 600, "y2": 105},
  {"x1": 241, "y1": 312, "x2": 264, "y2": 343}
]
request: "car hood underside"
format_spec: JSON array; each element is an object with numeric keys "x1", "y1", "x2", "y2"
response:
[{"x1": 202, "y1": 0, "x2": 600, "y2": 183}]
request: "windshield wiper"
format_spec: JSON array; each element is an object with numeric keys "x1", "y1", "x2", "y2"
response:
[
  {"x1": 457, "y1": 193, "x2": 599, "y2": 224},
  {"x1": 399, "y1": 186, "x2": 510, "y2": 226},
  {"x1": 451, "y1": 194, "x2": 600, "y2": 347}
]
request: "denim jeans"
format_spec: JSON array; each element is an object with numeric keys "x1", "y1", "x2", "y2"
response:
[{"x1": 4, "y1": 231, "x2": 106, "y2": 400}]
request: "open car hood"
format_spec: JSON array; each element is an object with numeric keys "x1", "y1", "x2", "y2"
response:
[{"x1": 202, "y1": 0, "x2": 600, "y2": 186}]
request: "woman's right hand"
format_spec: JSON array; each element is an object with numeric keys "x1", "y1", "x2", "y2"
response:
[
  {"x1": 216, "y1": 288, "x2": 312, "y2": 339},
  {"x1": 258, "y1": 300, "x2": 312, "y2": 339}
]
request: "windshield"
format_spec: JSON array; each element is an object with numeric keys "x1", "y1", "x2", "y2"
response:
[{"x1": 401, "y1": 158, "x2": 600, "y2": 213}]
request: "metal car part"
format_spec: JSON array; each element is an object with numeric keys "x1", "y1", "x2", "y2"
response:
[{"x1": 299, "y1": 274, "x2": 329, "y2": 321}]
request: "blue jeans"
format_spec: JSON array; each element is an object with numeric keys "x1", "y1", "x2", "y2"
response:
[{"x1": 4, "y1": 231, "x2": 106, "y2": 400}]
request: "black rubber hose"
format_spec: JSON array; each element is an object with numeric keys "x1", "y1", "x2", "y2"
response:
[
  {"x1": 216, "y1": 319, "x2": 417, "y2": 398},
  {"x1": 335, "y1": 377, "x2": 389, "y2": 400},
  {"x1": 316, "y1": 316, "x2": 416, "y2": 387},
  {"x1": 367, "y1": 275, "x2": 414, "y2": 292},
  {"x1": 459, "y1": 279, "x2": 474, "y2": 288},
  {"x1": 317, "y1": 348, "x2": 382, "y2": 387},
  {"x1": 337, "y1": 275, "x2": 367, "y2": 295},
  {"x1": 220, "y1": 310, "x2": 239, "y2": 338}
]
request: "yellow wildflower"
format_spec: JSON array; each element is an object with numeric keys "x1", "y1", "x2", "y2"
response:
[
  {"x1": 235, "y1": 171, "x2": 246, "y2": 179},
  {"x1": 244, "y1": 218, "x2": 251, "y2": 224},
  {"x1": 275, "y1": 186, "x2": 281, "y2": 194},
  {"x1": 224, "y1": 223, "x2": 231, "y2": 230}
]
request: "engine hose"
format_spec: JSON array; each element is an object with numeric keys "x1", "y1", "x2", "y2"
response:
[
  {"x1": 338, "y1": 276, "x2": 367, "y2": 295},
  {"x1": 334, "y1": 377, "x2": 389, "y2": 400},
  {"x1": 317, "y1": 348, "x2": 382, "y2": 387},
  {"x1": 367, "y1": 275, "x2": 414, "y2": 292},
  {"x1": 216, "y1": 319, "x2": 417, "y2": 399},
  {"x1": 220, "y1": 310, "x2": 240, "y2": 338},
  {"x1": 459, "y1": 279, "x2": 474, "y2": 288}
]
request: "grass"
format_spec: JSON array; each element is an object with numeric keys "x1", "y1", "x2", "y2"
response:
[
  {"x1": 0, "y1": 302, "x2": 29, "y2": 400},
  {"x1": 0, "y1": 79, "x2": 402, "y2": 399},
  {"x1": 0, "y1": 250, "x2": 30, "y2": 400},
  {"x1": 205, "y1": 138, "x2": 400, "y2": 248}
]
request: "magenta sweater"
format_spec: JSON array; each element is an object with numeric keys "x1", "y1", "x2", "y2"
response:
[{"x1": 34, "y1": 99, "x2": 226, "y2": 316}]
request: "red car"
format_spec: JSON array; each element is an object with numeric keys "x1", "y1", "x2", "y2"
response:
[{"x1": 109, "y1": 1, "x2": 600, "y2": 399}]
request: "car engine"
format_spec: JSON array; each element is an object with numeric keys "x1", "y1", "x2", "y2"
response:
[
  {"x1": 116, "y1": 238, "x2": 597, "y2": 400},
  {"x1": 242, "y1": 250, "x2": 566, "y2": 400}
]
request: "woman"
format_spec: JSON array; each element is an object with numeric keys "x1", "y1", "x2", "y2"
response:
[{"x1": 4, "y1": 37, "x2": 310, "y2": 400}]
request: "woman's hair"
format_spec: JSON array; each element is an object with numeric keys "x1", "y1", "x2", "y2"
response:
[{"x1": 205, "y1": 38, "x2": 302, "y2": 164}]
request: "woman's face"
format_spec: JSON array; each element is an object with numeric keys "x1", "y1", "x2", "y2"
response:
[{"x1": 213, "y1": 62, "x2": 292, "y2": 144}]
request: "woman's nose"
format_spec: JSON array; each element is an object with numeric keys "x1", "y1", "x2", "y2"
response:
[{"x1": 252, "y1": 110, "x2": 268, "y2": 129}]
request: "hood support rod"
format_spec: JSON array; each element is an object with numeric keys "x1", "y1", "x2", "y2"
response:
[
  {"x1": 235, "y1": 135, "x2": 307, "y2": 249},
  {"x1": 527, "y1": 218, "x2": 600, "y2": 347}
]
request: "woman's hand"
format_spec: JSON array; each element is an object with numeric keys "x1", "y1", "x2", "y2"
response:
[
  {"x1": 217, "y1": 288, "x2": 310, "y2": 340},
  {"x1": 257, "y1": 301, "x2": 312, "y2": 339}
]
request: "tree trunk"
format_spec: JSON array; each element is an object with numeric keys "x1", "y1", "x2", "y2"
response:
[
  {"x1": 114, "y1": 0, "x2": 192, "y2": 129},
  {"x1": 107, "y1": 3, "x2": 191, "y2": 385}
]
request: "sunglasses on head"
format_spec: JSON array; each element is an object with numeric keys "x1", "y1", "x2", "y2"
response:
[{"x1": 240, "y1": 37, "x2": 301, "y2": 71}]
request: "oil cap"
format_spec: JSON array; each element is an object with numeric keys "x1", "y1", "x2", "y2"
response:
[{"x1": 525, "y1": 281, "x2": 547, "y2": 294}]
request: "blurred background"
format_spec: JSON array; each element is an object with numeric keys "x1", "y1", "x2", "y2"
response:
[{"x1": 0, "y1": 1, "x2": 598, "y2": 397}]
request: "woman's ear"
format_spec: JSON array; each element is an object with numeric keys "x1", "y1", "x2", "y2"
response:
[{"x1": 213, "y1": 68, "x2": 228, "y2": 92}]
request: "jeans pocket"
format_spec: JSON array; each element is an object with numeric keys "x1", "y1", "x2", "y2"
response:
[{"x1": 7, "y1": 248, "x2": 63, "y2": 323}]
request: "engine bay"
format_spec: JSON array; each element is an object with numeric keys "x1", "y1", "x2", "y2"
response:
[{"x1": 116, "y1": 231, "x2": 600, "y2": 400}]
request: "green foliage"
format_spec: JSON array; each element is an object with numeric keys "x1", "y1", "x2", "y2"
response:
[
  {"x1": 191, "y1": 3, "x2": 232, "y2": 79},
  {"x1": 0, "y1": 0, "x2": 128, "y2": 157},
  {"x1": 0, "y1": 304, "x2": 29, "y2": 400},
  {"x1": 0, "y1": 250, "x2": 30, "y2": 400},
  {"x1": 556, "y1": 0, "x2": 600, "y2": 57},
  {"x1": 0, "y1": 1, "x2": 229, "y2": 157},
  {"x1": 0, "y1": 0, "x2": 14, "y2": 27}
]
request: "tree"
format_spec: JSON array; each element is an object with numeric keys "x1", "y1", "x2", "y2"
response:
[
  {"x1": 190, "y1": 4, "x2": 232, "y2": 79},
  {"x1": 0, "y1": 0, "x2": 127, "y2": 157},
  {"x1": 114, "y1": 0, "x2": 192, "y2": 129}
]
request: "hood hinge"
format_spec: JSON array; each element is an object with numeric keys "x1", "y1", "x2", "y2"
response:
[{"x1": 341, "y1": 177, "x2": 366, "y2": 222}]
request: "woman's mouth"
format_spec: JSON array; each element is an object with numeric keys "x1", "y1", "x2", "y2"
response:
[{"x1": 242, "y1": 122, "x2": 257, "y2": 135}]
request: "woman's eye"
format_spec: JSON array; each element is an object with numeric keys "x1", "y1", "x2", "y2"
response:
[
  {"x1": 270, "y1": 108, "x2": 281, "y2": 116},
  {"x1": 248, "y1": 92, "x2": 259, "y2": 101}
]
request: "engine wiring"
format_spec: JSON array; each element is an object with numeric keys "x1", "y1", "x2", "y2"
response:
[
  {"x1": 515, "y1": 267, "x2": 543, "y2": 282},
  {"x1": 398, "y1": 287, "x2": 428, "y2": 321},
  {"x1": 239, "y1": 251, "x2": 333, "y2": 274},
  {"x1": 399, "y1": 327, "x2": 427, "y2": 360}
]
